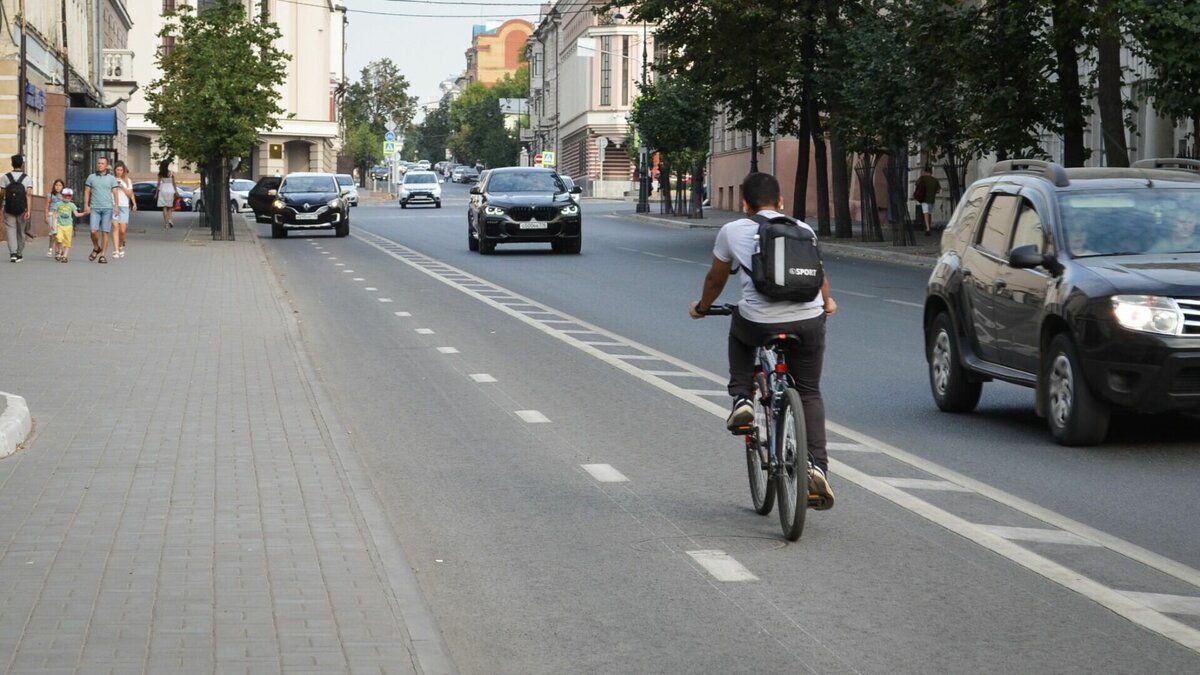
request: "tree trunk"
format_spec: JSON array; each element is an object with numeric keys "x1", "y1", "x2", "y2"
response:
[
  {"x1": 809, "y1": 98, "x2": 831, "y2": 238},
  {"x1": 207, "y1": 155, "x2": 232, "y2": 241},
  {"x1": 750, "y1": 125, "x2": 759, "y2": 174},
  {"x1": 793, "y1": 95, "x2": 812, "y2": 222},
  {"x1": 659, "y1": 154, "x2": 673, "y2": 215},
  {"x1": 1096, "y1": 1, "x2": 1129, "y2": 167},
  {"x1": 830, "y1": 137, "x2": 852, "y2": 239},
  {"x1": 690, "y1": 158, "x2": 705, "y2": 219},
  {"x1": 1051, "y1": 0, "x2": 1086, "y2": 167}
]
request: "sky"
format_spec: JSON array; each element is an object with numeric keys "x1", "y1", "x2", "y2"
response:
[{"x1": 344, "y1": 0, "x2": 544, "y2": 120}]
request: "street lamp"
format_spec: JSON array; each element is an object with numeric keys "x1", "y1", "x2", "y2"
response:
[{"x1": 636, "y1": 19, "x2": 650, "y2": 214}]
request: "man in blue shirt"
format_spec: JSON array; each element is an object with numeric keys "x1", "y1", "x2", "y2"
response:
[{"x1": 82, "y1": 156, "x2": 118, "y2": 263}]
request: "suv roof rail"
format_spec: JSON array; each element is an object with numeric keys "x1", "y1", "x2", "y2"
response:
[
  {"x1": 1132, "y1": 158, "x2": 1200, "y2": 173},
  {"x1": 991, "y1": 159, "x2": 1071, "y2": 187}
]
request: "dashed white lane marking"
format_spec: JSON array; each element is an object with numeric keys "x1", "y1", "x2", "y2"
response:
[
  {"x1": 321, "y1": 251, "x2": 330, "y2": 255},
  {"x1": 687, "y1": 550, "x2": 759, "y2": 582},
  {"x1": 975, "y1": 525, "x2": 1101, "y2": 547},
  {"x1": 885, "y1": 299, "x2": 924, "y2": 308},
  {"x1": 437, "y1": 347, "x2": 459, "y2": 354},
  {"x1": 669, "y1": 257, "x2": 701, "y2": 264},
  {"x1": 343, "y1": 270, "x2": 355, "y2": 273},
  {"x1": 364, "y1": 287, "x2": 378, "y2": 291},
  {"x1": 582, "y1": 463, "x2": 629, "y2": 483},
  {"x1": 329, "y1": 257, "x2": 337, "y2": 260},
  {"x1": 515, "y1": 410, "x2": 550, "y2": 424},
  {"x1": 826, "y1": 441, "x2": 877, "y2": 452},
  {"x1": 1120, "y1": 592, "x2": 1200, "y2": 617},
  {"x1": 837, "y1": 290, "x2": 876, "y2": 298},
  {"x1": 580, "y1": 341, "x2": 625, "y2": 346},
  {"x1": 353, "y1": 277, "x2": 364, "y2": 281},
  {"x1": 415, "y1": 329, "x2": 435, "y2": 335},
  {"x1": 394, "y1": 311, "x2": 412, "y2": 317},
  {"x1": 641, "y1": 251, "x2": 666, "y2": 258},
  {"x1": 378, "y1": 298, "x2": 393, "y2": 303},
  {"x1": 469, "y1": 373, "x2": 497, "y2": 383},
  {"x1": 612, "y1": 355, "x2": 660, "y2": 360},
  {"x1": 336, "y1": 263, "x2": 345, "y2": 266},
  {"x1": 877, "y1": 477, "x2": 972, "y2": 492}
]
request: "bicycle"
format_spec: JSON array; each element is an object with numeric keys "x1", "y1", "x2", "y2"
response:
[{"x1": 705, "y1": 304, "x2": 826, "y2": 541}]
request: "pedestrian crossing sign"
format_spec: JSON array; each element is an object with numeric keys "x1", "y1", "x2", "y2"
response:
[{"x1": 383, "y1": 141, "x2": 396, "y2": 156}]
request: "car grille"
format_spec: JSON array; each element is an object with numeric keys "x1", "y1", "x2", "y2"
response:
[
  {"x1": 1178, "y1": 298, "x2": 1200, "y2": 335},
  {"x1": 1172, "y1": 367, "x2": 1200, "y2": 394},
  {"x1": 506, "y1": 206, "x2": 560, "y2": 222}
]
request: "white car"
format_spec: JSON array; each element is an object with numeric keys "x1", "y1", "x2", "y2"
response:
[
  {"x1": 229, "y1": 178, "x2": 256, "y2": 212},
  {"x1": 335, "y1": 174, "x2": 359, "y2": 206},
  {"x1": 399, "y1": 171, "x2": 441, "y2": 208},
  {"x1": 417, "y1": 160, "x2": 431, "y2": 171}
]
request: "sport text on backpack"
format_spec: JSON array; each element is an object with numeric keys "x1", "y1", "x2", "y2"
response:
[
  {"x1": 748, "y1": 214, "x2": 825, "y2": 302},
  {"x1": 4, "y1": 173, "x2": 27, "y2": 216}
]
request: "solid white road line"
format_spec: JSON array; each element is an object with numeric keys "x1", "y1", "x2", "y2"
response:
[
  {"x1": 641, "y1": 371, "x2": 693, "y2": 377},
  {"x1": 885, "y1": 299, "x2": 924, "y2": 308},
  {"x1": 826, "y1": 441, "x2": 877, "y2": 452},
  {"x1": 877, "y1": 477, "x2": 973, "y2": 492},
  {"x1": 515, "y1": 410, "x2": 550, "y2": 424},
  {"x1": 378, "y1": 298, "x2": 393, "y2": 303},
  {"x1": 394, "y1": 312, "x2": 412, "y2": 317},
  {"x1": 680, "y1": 389, "x2": 729, "y2": 397},
  {"x1": 582, "y1": 464, "x2": 629, "y2": 483},
  {"x1": 415, "y1": 328, "x2": 435, "y2": 335},
  {"x1": 975, "y1": 524, "x2": 1101, "y2": 547},
  {"x1": 1120, "y1": 592, "x2": 1200, "y2": 617},
  {"x1": 687, "y1": 550, "x2": 759, "y2": 582},
  {"x1": 835, "y1": 289, "x2": 876, "y2": 298},
  {"x1": 437, "y1": 347, "x2": 459, "y2": 354},
  {"x1": 469, "y1": 374, "x2": 497, "y2": 383}
]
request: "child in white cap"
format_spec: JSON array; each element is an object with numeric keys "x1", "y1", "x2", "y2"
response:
[{"x1": 52, "y1": 187, "x2": 82, "y2": 262}]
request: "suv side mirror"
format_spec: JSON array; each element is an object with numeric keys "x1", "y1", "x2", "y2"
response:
[
  {"x1": 569, "y1": 186, "x2": 583, "y2": 195},
  {"x1": 267, "y1": 189, "x2": 277, "y2": 197},
  {"x1": 469, "y1": 186, "x2": 482, "y2": 195},
  {"x1": 1009, "y1": 244, "x2": 1064, "y2": 277}
]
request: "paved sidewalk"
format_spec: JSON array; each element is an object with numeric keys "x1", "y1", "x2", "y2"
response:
[{"x1": 0, "y1": 214, "x2": 448, "y2": 673}]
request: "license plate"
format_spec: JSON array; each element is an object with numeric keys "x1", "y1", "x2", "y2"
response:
[
  {"x1": 519, "y1": 221, "x2": 547, "y2": 229},
  {"x1": 295, "y1": 213, "x2": 319, "y2": 221}
]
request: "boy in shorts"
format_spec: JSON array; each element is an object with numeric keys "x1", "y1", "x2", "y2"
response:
[{"x1": 53, "y1": 188, "x2": 82, "y2": 262}]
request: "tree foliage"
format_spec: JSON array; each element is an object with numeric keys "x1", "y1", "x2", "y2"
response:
[
  {"x1": 1124, "y1": 0, "x2": 1200, "y2": 137},
  {"x1": 447, "y1": 67, "x2": 528, "y2": 168},
  {"x1": 344, "y1": 123, "x2": 378, "y2": 185},
  {"x1": 343, "y1": 59, "x2": 416, "y2": 138}
]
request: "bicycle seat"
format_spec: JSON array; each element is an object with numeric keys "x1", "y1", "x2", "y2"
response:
[{"x1": 762, "y1": 333, "x2": 802, "y2": 349}]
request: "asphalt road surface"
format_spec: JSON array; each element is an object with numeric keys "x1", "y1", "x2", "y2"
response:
[{"x1": 253, "y1": 182, "x2": 1200, "y2": 674}]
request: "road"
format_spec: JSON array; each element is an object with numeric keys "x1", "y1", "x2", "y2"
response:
[{"x1": 253, "y1": 182, "x2": 1200, "y2": 673}]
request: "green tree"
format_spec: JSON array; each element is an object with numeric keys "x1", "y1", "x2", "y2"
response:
[
  {"x1": 630, "y1": 75, "x2": 714, "y2": 217},
  {"x1": 447, "y1": 67, "x2": 528, "y2": 168},
  {"x1": 1124, "y1": 0, "x2": 1200, "y2": 141},
  {"x1": 344, "y1": 123, "x2": 379, "y2": 186},
  {"x1": 343, "y1": 59, "x2": 417, "y2": 138},
  {"x1": 145, "y1": 0, "x2": 288, "y2": 239},
  {"x1": 413, "y1": 98, "x2": 452, "y2": 166}
]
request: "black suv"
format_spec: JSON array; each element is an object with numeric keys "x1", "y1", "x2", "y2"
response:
[
  {"x1": 925, "y1": 158, "x2": 1200, "y2": 445},
  {"x1": 267, "y1": 172, "x2": 349, "y2": 238},
  {"x1": 467, "y1": 167, "x2": 583, "y2": 254}
]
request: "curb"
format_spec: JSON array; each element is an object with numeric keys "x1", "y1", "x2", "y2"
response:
[
  {"x1": 0, "y1": 391, "x2": 32, "y2": 459},
  {"x1": 625, "y1": 212, "x2": 938, "y2": 269}
]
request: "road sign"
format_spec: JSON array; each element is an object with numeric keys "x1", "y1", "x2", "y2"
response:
[
  {"x1": 383, "y1": 141, "x2": 396, "y2": 156},
  {"x1": 385, "y1": 120, "x2": 397, "y2": 132},
  {"x1": 384, "y1": 131, "x2": 396, "y2": 142},
  {"x1": 534, "y1": 152, "x2": 543, "y2": 167},
  {"x1": 597, "y1": 136, "x2": 609, "y2": 150},
  {"x1": 541, "y1": 151, "x2": 556, "y2": 167}
]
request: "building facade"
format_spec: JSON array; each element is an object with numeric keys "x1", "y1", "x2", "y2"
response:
[
  {"x1": 465, "y1": 19, "x2": 532, "y2": 88},
  {"x1": 125, "y1": 0, "x2": 346, "y2": 183}
]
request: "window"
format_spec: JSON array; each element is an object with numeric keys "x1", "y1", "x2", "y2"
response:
[
  {"x1": 600, "y1": 36, "x2": 612, "y2": 106},
  {"x1": 621, "y1": 36, "x2": 630, "y2": 106},
  {"x1": 948, "y1": 184, "x2": 989, "y2": 236},
  {"x1": 162, "y1": 0, "x2": 175, "y2": 10},
  {"x1": 1011, "y1": 200, "x2": 1047, "y2": 254},
  {"x1": 976, "y1": 194, "x2": 1020, "y2": 255},
  {"x1": 161, "y1": 35, "x2": 175, "y2": 58}
]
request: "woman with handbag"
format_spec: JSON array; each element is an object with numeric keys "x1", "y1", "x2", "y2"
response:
[{"x1": 156, "y1": 159, "x2": 176, "y2": 228}]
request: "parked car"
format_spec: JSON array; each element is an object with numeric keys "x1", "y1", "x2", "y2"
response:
[
  {"x1": 247, "y1": 176, "x2": 282, "y2": 222},
  {"x1": 194, "y1": 179, "x2": 256, "y2": 214},
  {"x1": 452, "y1": 166, "x2": 479, "y2": 184},
  {"x1": 417, "y1": 160, "x2": 431, "y2": 171},
  {"x1": 560, "y1": 175, "x2": 580, "y2": 203},
  {"x1": 335, "y1": 174, "x2": 359, "y2": 207},
  {"x1": 467, "y1": 167, "x2": 583, "y2": 254},
  {"x1": 924, "y1": 157, "x2": 1200, "y2": 446},
  {"x1": 267, "y1": 172, "x2": 349, "y2": 238},
  {"x1": 131, "y1": 182, "x2": 194, "y2": 211},
  {"x1": 399, "y1": 170, "x2": 441, "y2": 208},
  {"x1": 370, "y1": 165, "x2": 389, "y2": 181}
]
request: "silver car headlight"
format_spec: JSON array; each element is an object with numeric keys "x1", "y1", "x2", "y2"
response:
[
  {"x1": 1111, "y1": 295, "x2": 1182, "y2": 335},
  {"x1": 485, "y1": 205, "x2": 506, "y2": 216},
  {"x1": 560, "y1": 204, "x2": 579, "y2": 216}
]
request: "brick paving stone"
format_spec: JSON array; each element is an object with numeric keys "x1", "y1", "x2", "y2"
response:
[{"x1": 0, "y1": 215, "x2": 425, "y2": 674}]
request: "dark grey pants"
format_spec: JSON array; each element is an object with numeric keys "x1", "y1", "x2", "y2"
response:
[{"x1": 728, "y1": 308, "x2": 828, "y2": 471}]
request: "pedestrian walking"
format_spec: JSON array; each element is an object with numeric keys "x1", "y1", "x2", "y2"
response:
[
  {"x1": 52, "y1": 187, "x2": 81, "y2": 262},
  {"x1": 45, "y1": 178, "x2": 65, "y2": 258},
  {"x1": 111, "y1": 161, "x2": 135, "y2": 258},
  {"x1": 3, "y1": 154, "x2": 33, "y2": 262},
  {"x1": 83, "y1": 156, "x2": 118, "y2": 264},
  {"x1": 156, "y1": 159, "x2": 176, "y2": 228},
  {"x1": 913, "y1": 165, "x2": 941, "y2": 235}
]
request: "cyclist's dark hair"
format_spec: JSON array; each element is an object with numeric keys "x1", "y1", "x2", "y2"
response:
[{"x1": 741, "y1": 172, "x2": 780, "y2": 210}]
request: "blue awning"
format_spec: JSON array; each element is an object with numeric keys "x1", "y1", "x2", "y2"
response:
[{"x1": 64, "y1": 108, "x2": 117, "y2": 135}]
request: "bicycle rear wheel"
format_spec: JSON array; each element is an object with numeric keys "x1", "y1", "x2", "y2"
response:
[
  {"x1": 746, "y1": 376, "x2": 775, "y2": 515},
  {"x1": 775, "y1": 388, "x2": 809, "y2": 541}
]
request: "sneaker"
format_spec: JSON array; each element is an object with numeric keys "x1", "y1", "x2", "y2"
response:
[
  {"x1": 8, "y1": 255, "x2": 15, "y2": 263},
  {"x1": 726, "y1": 396, "x2": 754, "y2": 431},
  {"x1": 13, "y1": 255, "x2": 21, "y2": 263},
  {"x1": 808, "y1": 465, "x2": 835, "y2": 511},
  {"x1": 47, "y1": 249, "x2": 54, "y2": 257}
]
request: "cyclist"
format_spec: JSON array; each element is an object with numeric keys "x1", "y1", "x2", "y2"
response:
[{"x1": 689, "y1": 172, "x2": 837, "y2": 508}]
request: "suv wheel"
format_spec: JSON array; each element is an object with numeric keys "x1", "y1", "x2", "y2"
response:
[
  {"x1": 271, "y1": 222, "x2": 285, "y2": 239},
  {"x1": 335, "y1": 220, "x2": 349, "y2": 238},
  {"x1": 468, "y1": 228, "x2": 479, "y2": 251},
  {"x1": 479, "y1": 235, "x2": 495, "y2": 255},
  {"x1": 1044, "y1": 334, "x2": 1110, "y2": 446},
  {"x1": 928, "y1": 313, "x2": 982, "y2": 412}
]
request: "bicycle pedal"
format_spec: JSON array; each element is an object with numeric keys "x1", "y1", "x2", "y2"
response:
[{"x1": 730, "y1": 424, "x2": 753, "y2": 436}]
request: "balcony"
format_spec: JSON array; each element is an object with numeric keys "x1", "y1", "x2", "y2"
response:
[{"x1": 103, "y1": 49, "x2": 134, "y2": 83}]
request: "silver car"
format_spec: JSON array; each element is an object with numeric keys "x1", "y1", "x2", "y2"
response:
[{"x1": 335, "y1": 174, "x2": 359, "y2": 207}]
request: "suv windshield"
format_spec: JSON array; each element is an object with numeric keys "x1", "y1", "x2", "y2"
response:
[
  {"x1": 280, "y1": 176, "x2": 337, "y2": 193},
  {"x1": 405, "y1": 174, "x2": 437, "y2": 184},
  {"x1": 1060, "y1": 190, "x2": 1200, "y2": 257},
  {"x1": 335, "y1": 175, "x2": 353, "y2": 186},
  {"x1": 487, "y1": 172, "x2": 562, "y2": 193}
]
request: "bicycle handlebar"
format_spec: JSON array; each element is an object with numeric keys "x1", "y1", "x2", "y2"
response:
[{"x1": 700, "y1": 303, "x2": 736, "y2": 316}]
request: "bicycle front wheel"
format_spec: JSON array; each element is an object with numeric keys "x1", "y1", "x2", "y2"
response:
[
  {"x1": 746, "y1": 376, "x2": 775, "y2": 515},
  {"x1": 775, "y1": 388, "x2": 809, "y2": 541}
]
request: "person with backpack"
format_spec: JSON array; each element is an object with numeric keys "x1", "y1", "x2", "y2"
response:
[
  {"x1": 689, "y1": 172, "x2": 837, "y2": 508},
  {"x1": 3, "y1": 154, "x2": 33, "y2": 262}
]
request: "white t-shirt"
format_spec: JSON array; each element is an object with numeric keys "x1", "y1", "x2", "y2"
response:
[
  {"x1": 115, "y1": 177, "x2": 131, "y2": 207},
  {"x1": 2, "y1": 171, "x2": 29, "y2": 191},
  {"x1": 713, "y1": 209, "x2": 825, "y2": 323}
]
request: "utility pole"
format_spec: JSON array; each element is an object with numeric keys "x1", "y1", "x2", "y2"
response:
[{"x1": 636, "y1": 20, "x2": 650, "y2": 213}]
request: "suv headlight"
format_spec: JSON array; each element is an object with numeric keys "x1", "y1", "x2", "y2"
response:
[
  {"x1": 327, "y1": 198, "x2": 341, "y2": 209},
  {"x1": 484, "y1": 205, "x2": 506, "y2": 216},
  {"x1": 560, "y1": 204, "x2": 579, "y2": 216},
  {"x1": 1111, "y1": 295, "x2": 1182, "y2": 335}
]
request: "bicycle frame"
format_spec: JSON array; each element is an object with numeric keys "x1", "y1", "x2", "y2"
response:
[{"x1": 751, "y1": 342, "x2": 794, "y2": 474}]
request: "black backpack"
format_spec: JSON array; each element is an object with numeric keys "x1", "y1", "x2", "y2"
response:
[
  {"x1": 748, "y1": 214, "x2": 825, "y2": 302},
  {"x1": 4, "y1": 172, "x2": 27, "y2": 215}
]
